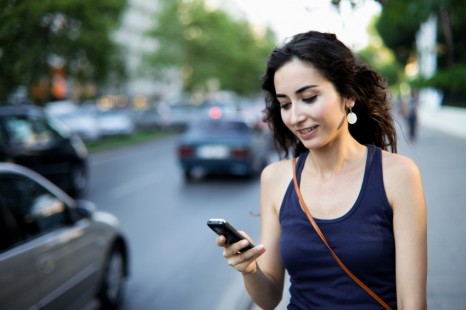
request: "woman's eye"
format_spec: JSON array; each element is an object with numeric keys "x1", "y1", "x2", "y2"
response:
[
  {"x1": 280, "y1": 102, "x2": 291, "y2": 110},
  {"x1": 303, "y1": 95, "x2": 317, "y2": 103}
]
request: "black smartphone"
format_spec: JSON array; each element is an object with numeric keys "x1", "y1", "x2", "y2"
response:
[{"x1": 207, "y1": 218, "x2": 254, "y2": 253}]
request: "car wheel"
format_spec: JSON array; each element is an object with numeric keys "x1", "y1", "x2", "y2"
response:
[
  {"x1": 70, "y1": 164, "x2": 87, "y2": 196},
  {"x1": 99, "y1": 246, "x2": 125, "y2": 309}
]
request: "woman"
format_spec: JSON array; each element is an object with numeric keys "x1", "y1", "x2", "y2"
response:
[{"x1": 216, "y1": 31, "x2": 427, "y2": 309}]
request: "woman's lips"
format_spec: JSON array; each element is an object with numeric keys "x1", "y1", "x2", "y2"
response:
[{"x1": 297, "y1": 125, "x2": 318, "y2": 138}]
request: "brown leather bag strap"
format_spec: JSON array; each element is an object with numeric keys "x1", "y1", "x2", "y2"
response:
[{"x1": 292, "y1": 157, "x2": 392, "y2": 310}]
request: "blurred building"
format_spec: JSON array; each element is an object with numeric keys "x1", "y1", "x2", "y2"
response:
[
  {"x1": 113, "y1": 0, "x2": 182, "y2": 104},
  {"x1": 416, "y1": 13, "x2": 442, "y2": 110}
]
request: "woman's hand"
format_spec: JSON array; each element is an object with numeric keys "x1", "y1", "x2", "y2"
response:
[{"x1": 216, "y1": 232, "x2": 266, "y2": 274}]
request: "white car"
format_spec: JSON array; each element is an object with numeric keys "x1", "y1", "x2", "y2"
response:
[
  {"x1": 45, "y1": 100, "x2": 101, "y2": 142},
  {"x1": 97, "y1": 110, "x2": 135, "y2": 137},
  {"x1": 0, "y1": 163, "x2": 129, "y2": 309}
]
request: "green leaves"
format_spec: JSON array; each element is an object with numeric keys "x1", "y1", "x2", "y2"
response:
[
  {"x1": 143, "y1": 0, "x2": 276, "y2": 96},
  {"x1": 0, "y1": 0, "x2": 128, "y2": 102}
]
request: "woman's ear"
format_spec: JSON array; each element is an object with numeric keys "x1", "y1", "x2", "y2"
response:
[{"x1": 344, "y1": 98, "x2": 356, "y2": 109}]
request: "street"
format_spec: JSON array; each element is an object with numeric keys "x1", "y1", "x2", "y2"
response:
[
  {"x1": 396, "y1": 120, "x2": 466, "y2": 309},
  {"x1": 83, "y1": 137, "x2": 263, "y2": 309},
  {"x1": 83, "y1": 118, "x2": 466, "y2": 310}
]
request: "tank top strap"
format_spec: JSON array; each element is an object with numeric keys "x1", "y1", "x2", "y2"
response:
[
  {"x1": 295, "y1": 150, "x2": 309, "y2": 186},
  {"x1": 365, "y1": 144, "x2": 381, "y2": 174}
]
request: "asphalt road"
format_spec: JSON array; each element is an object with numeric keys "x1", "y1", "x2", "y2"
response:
[
  {"x1": 83, "y1": 136, "x2": 264, "y2": 310},
  {"x1": 396, "y1": 120, "x2": 466, "y2": 309}
]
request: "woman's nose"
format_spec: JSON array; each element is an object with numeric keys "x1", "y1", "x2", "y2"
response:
[{"x1": 290, "y1": 103, "x2": 305, "y2": 125}]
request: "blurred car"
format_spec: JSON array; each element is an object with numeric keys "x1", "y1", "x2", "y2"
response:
[
  {"x1": 97, "y1": 109, "x2": 135, "y2": 137},
  {"x1": 44, "y1": 100, "x2": 101, "y2": 142},
  {"x1": 132, "y1": 106, "x2": 163, "y2": 130},
  {"x1": 158, "y1": 104, "x2": 200, "y2": 132},
  {"x1": 0, "y1": 104, "x2": 89, "y2": 196},
  {"x1": 176, "y1": 111, "x2": 270, "y2": 180},
  {"x1": 0, "y1": 162, "x2": 129, "y2": 310}
]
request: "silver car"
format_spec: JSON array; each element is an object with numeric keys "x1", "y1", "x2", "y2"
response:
[{"x1": 0, "y1": 163, "x2": 129, "y2": 309}]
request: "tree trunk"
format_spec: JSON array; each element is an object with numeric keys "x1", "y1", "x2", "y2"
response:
[{"x1": 439, "y1": 6, "x2": 454, "y2": 66}]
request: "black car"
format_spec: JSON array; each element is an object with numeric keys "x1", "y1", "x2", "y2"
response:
[
  {"x1": 0, "y1": 162, "x2": 129, "y2": 309},
  {"x1": 0, "y1": 104, "x2": 88, "y2": 196},
  {"x1": 176, "y1": 114, "x2": 271, "y2": 180}
]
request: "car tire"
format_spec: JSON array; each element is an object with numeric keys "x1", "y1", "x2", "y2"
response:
[
  {"x1": 70, "y1": 164, "x2": 87, "y2": 196},
  {"x1": 98, "y1": 246, "x2": 126, "y2": 309}
]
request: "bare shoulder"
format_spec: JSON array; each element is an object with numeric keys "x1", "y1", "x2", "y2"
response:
[
  {"x1": 260, "y1": 159, "x2": 294, "y2": 212},
  {"x1": 381, "y1": 151, "x2": 421, "y2": 180},
  {"x1": 261, "y1": 159, "x2": 294, "y2": 188},
  {"x1": 381, "y1": 150, "x2": 424, "y2": 207}
]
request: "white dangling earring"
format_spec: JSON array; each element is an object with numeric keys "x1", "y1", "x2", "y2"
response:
[{"x1": 347, "y1": 107, "x2": 357, "y2": 124}]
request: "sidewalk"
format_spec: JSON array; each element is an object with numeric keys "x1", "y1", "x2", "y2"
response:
[
  {"x1": 418, "y1": 105, "x2": 466, "y2": 139},
  {"x1": 239, "y1": 105, "x2": 466, "y2": 310}
]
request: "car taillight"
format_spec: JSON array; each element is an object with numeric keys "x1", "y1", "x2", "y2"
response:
[
  {"x1": 178, "y1": 146, "x2": 195, "y2": 157},
  {"x1": 231, "y1": 147, "x2": 249, "y2": 158}
]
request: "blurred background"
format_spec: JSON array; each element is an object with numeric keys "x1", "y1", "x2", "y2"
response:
[{"x1": 1, "y1": 0, "x2": 465, "y2": 309}]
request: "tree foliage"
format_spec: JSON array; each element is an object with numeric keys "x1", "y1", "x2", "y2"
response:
[
  {"x1": 0, "y1": 0, "x2": 128, "y2": 103},
  {"x1": 333, "y1": 0, "x2": 466, "y2": 105},
  {"x1": 143, "y1": 0, "x2": 277, "y2": 97},
  {"x1": 375, "y1": 0, "x2": 466, "y2": 104},
  {"x1": 375, "y1": 0, "x2": 426, "y2": 66}
]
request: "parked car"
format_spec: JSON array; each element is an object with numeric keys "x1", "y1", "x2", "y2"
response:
[
  {"x1": 132, "y1": 106, "x2": 164, "y2": 130},
  {"x1": 97, "y1": 109, "x2": 135, "y2": 137},
  {"x1": 176, "y1": 111, "x2": 270, "y2": 180},
  {"x1": 158, "y1": 104, "x2": 200, "y2": 132},
  {"x1": 0, "y1": 162, "x2": 129, "y2": 310},
  {"x1": 44, "y1": 100, "x2": 101, "y2": 142},
  {"x1": 0, "y1": 104, "x2": 89, "y2": 196}
]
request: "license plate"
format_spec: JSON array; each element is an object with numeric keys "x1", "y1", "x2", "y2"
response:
[{"x1": 197, "y1": 145, "x2": 229, "y2": 159}]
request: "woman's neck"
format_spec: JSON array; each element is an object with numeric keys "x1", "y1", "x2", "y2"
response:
[{"x1": 304, "y1": 138, "x2": 365, "y2": 179}]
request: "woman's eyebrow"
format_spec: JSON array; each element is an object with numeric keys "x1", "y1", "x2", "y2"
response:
[
  {"x1": 296, "y1": 85, "x2": 317, "y2": 94},
  {"x1": 276, "y1": 85, "x2": 317, "y2": 98}
]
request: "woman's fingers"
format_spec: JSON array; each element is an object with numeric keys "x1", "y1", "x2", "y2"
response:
[{"x1": 225, "y1": 243, "x2": 266, "y2": 273}]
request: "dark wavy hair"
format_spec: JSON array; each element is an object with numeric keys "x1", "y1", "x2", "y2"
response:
[{"x1": 261, "y1": 31, "x2": 397, "y2": 158}]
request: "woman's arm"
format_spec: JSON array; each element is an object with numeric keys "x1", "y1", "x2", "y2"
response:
[
  {"x1": 218, "y1": 161, "x2": 289, "y2": 309},
  {"x1": 384, "y1": 153, "x2": 427, "y2": 309}
]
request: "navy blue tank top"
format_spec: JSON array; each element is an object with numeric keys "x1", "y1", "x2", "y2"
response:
[{"x1": 279, "y1": 145, "x2": 396, "y2": 309}]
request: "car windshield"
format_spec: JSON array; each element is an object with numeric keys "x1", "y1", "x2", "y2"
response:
[{"x1": 1, "y1": 115, "x2": 58, "y2": 147}]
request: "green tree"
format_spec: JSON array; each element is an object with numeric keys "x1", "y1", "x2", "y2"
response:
[
  {"x1": 332, "y1": 0, "x2": 466, "y2": 106},
  {"x1": 0, "y1": 0, "x2": 128, "y2": 104},
  {"x1": 143, "y1": 0, "x2": 276, "y2": 97},
  {"x1": 375, "y1": 0, "x2": 466, "y2": 106},
  {"x1": 357, "y1": 17, "x2": 403, "y2": 89}
]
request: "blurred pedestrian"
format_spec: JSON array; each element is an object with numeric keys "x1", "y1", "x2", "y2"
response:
[
  {"x1": 215, "y1": 31, "x2": 427, "y2": 309},
  {"x1": 405, "y1": 89, "x2": 419, "y2": 141}
]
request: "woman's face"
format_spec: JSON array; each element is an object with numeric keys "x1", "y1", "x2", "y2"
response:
[{"x1": 274, "y1": 58, "x2": 351, "y2": 150}]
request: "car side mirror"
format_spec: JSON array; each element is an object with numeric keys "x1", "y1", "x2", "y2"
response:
[{"x1": 75, "y1": 199, "x2": 96, "y2": 219}]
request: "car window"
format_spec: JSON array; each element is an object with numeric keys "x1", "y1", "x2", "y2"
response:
[
  {"x1": 2, "y1": 115, "x2": 60, "y2": 148},
  {"x1": 0, "y1": 196, "x2": 23, "y2": 252},
  {"x1": 0, "y1": 174, "x2": 68, "y2": 248},
  {"x1": 192, "y1": 120, "x2": 250, "y2": 134}
]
